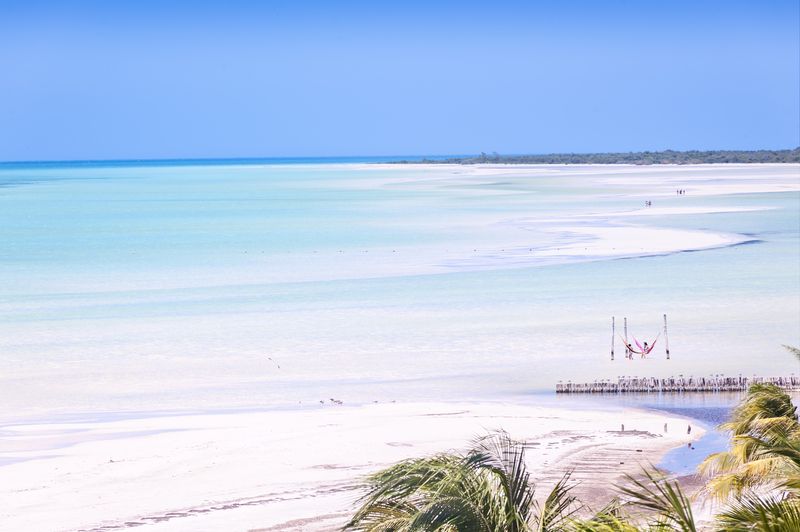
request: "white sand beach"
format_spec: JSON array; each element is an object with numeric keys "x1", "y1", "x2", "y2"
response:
[{"x1": 0, "y1": 401, "x2": 704, "y2": 531}]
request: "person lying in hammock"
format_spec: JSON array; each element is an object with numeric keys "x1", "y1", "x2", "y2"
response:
[
  {"x1": 633, "y1": 336, "x2": 658, "y2": 357},
  {"x1": 624, "y1": 343, "x2": 634, "y2": 360},
  {"x1": 621, "y1": 334, "x2": 660, "y2": 358}
]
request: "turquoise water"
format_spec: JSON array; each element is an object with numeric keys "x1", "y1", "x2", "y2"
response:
[
  {"x1": 541, "y1": 390, "x2": 746, "y2": 474},
  {"x1": 0, "y1": 162, "x2": 798, "y2": 422}
]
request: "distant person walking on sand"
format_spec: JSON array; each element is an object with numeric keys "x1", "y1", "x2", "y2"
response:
[
  {"x1": 621, "y1": 424, "x2": 625, "y2": 432},
  {"x1": 687, "y1": 424, "x2": 692, "y2": 435},
  {"x1": 664, "y1": 423, "x2": 668, "y2": 433}
]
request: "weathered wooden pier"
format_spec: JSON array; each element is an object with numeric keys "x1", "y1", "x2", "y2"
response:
[{"x1": 556, "y1": 375, "x2": 800, "y2": 394}]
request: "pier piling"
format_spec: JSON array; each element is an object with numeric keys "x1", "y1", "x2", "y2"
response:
[{"x1": 556, "y1": 375, "x2": 800, "y2": 393}]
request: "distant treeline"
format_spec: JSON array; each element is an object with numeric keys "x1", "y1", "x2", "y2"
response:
[{"x1": 391, "y1": 147, "x2": 800, "y2": 165}]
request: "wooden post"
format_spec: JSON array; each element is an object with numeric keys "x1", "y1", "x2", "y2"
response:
[
  {"x1": 611, "y1": 316, "x2": 615, "y2": 361},
  {"x1": 664, "y1": 314, "x2": 670, "y2": 360},
  {"x1": 624, "y1": 317, "x2": 629, "y2": 359}
]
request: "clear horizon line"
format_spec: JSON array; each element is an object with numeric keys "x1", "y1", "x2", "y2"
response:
[
  {"x1": 0, "y1": 154, "x2": 463, "y2": 166},
  {"x1": 0, "y1": 146, "x2": 797, "y2": 167}
]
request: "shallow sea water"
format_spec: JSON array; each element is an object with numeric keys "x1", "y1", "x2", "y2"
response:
[{"x1": 0, "y1": 161, "x2": 798, "y2": 423}]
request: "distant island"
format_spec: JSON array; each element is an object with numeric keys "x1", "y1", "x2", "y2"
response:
[{"x1": 391, "y1": 147, "x2": 800, "y2": 165}]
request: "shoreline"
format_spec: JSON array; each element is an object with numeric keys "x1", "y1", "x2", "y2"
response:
[{"x1": 0, "y1": 399, "x2": 706, "y2": 531}]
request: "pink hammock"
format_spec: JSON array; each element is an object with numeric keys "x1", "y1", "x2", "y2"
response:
[
  {"x1": 619, "y1": 333, "x2": 660, "y2": 356},
  {"x1": 633, "y1": 335, "x2": 659, "y2": 355}
]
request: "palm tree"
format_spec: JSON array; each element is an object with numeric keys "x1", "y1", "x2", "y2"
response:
[
  {"x1": 346, "y1": 432, "x2": 697, "y2": 532},
  {"x1": 704, "y1": 427, "x2": 800, "y2": 531},
  {"x1": 698, "y1": 383, "x2": 800, "y2": 500},
  {"x1": 693, "y1": 375, "x2": 800, "y2": 530},
  {"x1": 345, "y1": 431, "x2": 581, "y2": 531}
]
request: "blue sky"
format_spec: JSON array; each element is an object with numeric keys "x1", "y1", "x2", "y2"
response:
[{"x1": 0, "y1": 0, "x2": 798, "y2": 161}]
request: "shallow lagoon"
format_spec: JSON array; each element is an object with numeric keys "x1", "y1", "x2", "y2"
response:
[{"x1": 0, "y1": 162, "x2": 797, "y2": 423}]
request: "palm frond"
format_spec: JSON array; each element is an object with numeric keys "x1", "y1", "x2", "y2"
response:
[
  {"x1": 568, "y1": 517, "x2": 638, "y2": 532},
  {"x1": 715, "y1": 492, "x2": 800, "y2": 532},
  {"x1": 407, "y1": 495, "x2": 491, "y2": 532},
  {"x1": 534, "y1": 471, "x2": 582, "y2": 531},
  {"x1": 784, "y1": 344, "x2": 800, "y2": 364},
  {"x1": 344, "y1": 499, "x2": 417, "y2": 532},
  {"x1": 702, "y1": 473, "x2": 749, "y2": 503},
  {"x1": 617, "y1": 469, "x2": 696, "y2": 532},
  {"x1": 746, "y1": 433, "x2": 800, "y2": 471},
  {"x1": 698, "y1": 451, "x2": 741, "y2": 478},
  {"x1": 568, "y1": 499, "x2": 638, "y2": 532},
  {"x1": 724, "y1": 384, "x2": 798, "y2": 437},
  {"x1": 346, "y1": 454, "x2": 465, "y2": 530},
  {"x1": 465, "y1": 430, "x2": 535, "y2": 529}
]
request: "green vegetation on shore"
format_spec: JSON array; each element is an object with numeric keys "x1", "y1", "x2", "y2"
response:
[
  {"x1": 345, "y1": 353, "x2": 800, "y2": 530},
  {"x1": 393, "y1": 148, "x2": 800, "y2": 165}
]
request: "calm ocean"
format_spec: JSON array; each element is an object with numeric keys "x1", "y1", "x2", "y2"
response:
[{"x1": 0, "y1": 160, "x2": 798, "y2": 422}]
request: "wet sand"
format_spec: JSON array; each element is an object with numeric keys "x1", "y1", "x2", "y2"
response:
[{"x1": 0, "y1": 401, "x2": 703, "y2": 531}]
